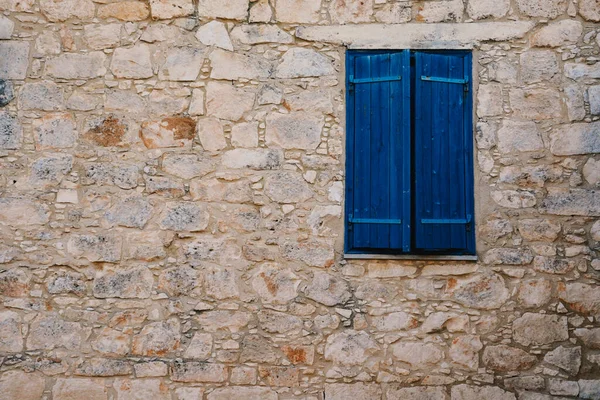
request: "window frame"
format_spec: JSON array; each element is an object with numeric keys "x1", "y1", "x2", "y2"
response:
[{"x1": 343, "y1": 49, "x2": 477, "y2": 261}]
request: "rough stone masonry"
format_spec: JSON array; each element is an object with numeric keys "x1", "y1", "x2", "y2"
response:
[{"x1": 0, "y1": 0, "x2": 600, "y2": 399}]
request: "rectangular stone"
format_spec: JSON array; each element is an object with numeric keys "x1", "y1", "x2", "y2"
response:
[
  {"x1": 367, "y1": 264, "x2": 417, "y2": 278},
  {"x1": 542, "y1": 189, "x2": 600, "y2": 216},
  {"x1": 296, "y1": 21, "x2": 535, "y2": 49},
  {"x1": 550, "y1": 121, "x2": 600, "y2": 156},
  {"x1": 0, "y1": 40, "x2": 29, "y2": 79}
]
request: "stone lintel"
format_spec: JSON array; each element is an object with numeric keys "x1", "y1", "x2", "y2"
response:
[{"x1": 296, "y1": 22, "x2": 535, "y2": 49}]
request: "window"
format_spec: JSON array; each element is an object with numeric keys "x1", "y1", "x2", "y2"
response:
[{"x1": 345, "y1": 50, "x2": 475, "y2": 257}]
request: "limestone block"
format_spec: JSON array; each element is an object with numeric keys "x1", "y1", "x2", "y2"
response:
[
  {"x1": 477, "y1": 84, "x2": 503, "y2": 117},
  {"x1": 33, "y1": 113, "x2": 76, "y2": 149},
  {"x1": 386, "y1": 386, "x2": 447, "y2": 400},
  {"x1": 27, "y1": 313, "x2": 83, "y2": 350},
  {"x1": 149, "y1": 0, "x2": 194, "y2": 19},
  {"x1": 0, "y1": 197, "x2": 49, "y2": 226},
  {"x1": 105, "y1": 90, "x2": 146, "y2": 115},
  {"x1": 29, "y1": 154, "x2": 73, "y2": 186},
  {"x1": 159, "y1": 47, "x2": 205, "y2": 81},
  {"x1": 251, "y1": 264, "x2": 300, "y2": 304},
  {"x1": 75, "y1": 358, "x2": 131, "y2": 377},
  {"x1": 93, "y1": 267, "x2": 153, "y2": 298},
  {"x1": 371, "y1": 311, "x2": 417, "y2": 332},
  {"x1": 558, "y1": 282, "x2": 600, "y2": 315},
  {"x1": 580, "y1": 0, "x2": 600, "y2": 21},
  {"x1": 148, "y1": 90, "x2": 189, "y2": 116},
  {"x1": 231, "y1": 121, "x2": 259, "y2": 148},
  {"x1": 140, "y1": 117, "x2": 195, "y2": 149},
  {"x1": 160, "y1": 202, "x2": 209, "y2": 232},
  {"x1": 374, "y1": 3, "x2": 411, "y2": 23},
  {"x1": 207, "y1": 387, "x2": 277, "y2": 400},
  {"x1": 196, "y1": 21, "x2": 233, "y2": 51},
  {"x1": 467, "y1": 0, "x2": 510, "y2": 19},
  {"x1": 196, "y1": 117, "x2": 226, "y2": 151},
  {"x1": 574, "y1": 328, "x2": 600, "y2": 349},
  {"x1": 52, "y1": 378, "x2": 108, "y2": 400},
  {"x1": 416, "y1": 0, "x2": 464, "y2": 23},
  {"x1": 198, "y1": 0, "x2": 248, "y2": 19},
  {"x1": 531, "y1": 20, "x2": 583, "y2": 47},
  {"x1": 519, "y1": 219, "x2": 561, "y2": 241},
  {"x1": 496, "y1": 120, "x2": 543, "y2": 153},
  {"x1": 325, "y1": 330, "x2": 379, "y2": 366},
  {"x1": 98, "y1": 1, "x2": 150, "y2": 21},
  {"x1": 83, "y1": 24, "x2": 122, "y2": 50},
  {"x1": 0, "y1": 41, "x2": 29, "y2": 79},
  {"x1": 492, "y1": 190, "x2": 536, "y2": 208},
  {"x1": 188, "y1": 89, "x2": 205, "y2": 116},
  {"x1": 451, "y1": 384, "x2": 516, "y2": 400},
  {"x1": 40, "y1": 0, "x2": 95, "y2": 22},
  {"x1": 265, "y1": 171, "x2": 313, "y2": 203},
  {"x1": 195, "y1": 311, "x2": 250, "y2": 333},
  {"x1": 509, "y1": 87, "x2": 562, "y2": 120},
  {"x1": 104, "y1": 196, "x2": 153, "y2": 228},
  {"x1": 544, "y1": 346, "x2": 581, "y2": 375},
  {"x1": 550, "y1": 122, "x2": 600, "y2": 156},
  {"x1": 183, "y1": 333, "x2": 212, "y2": 359},
  {"x1": 171, "y1": 362, "x2": 227, "y2": 383},
  {"x1": 110, "y1": 44, "x2": 153, "y2": 79},
  {"x1": 450, "y1": 335, "x2": 483, "y2": 370},
  {"x1": 482, "y1": 345, "x2": 537, "y2": 371},
  {"x1": 0, "y1": 371, "x2": 45, "y2": 400},
  {"x1": 258, "y1": 310, "x2": 302, "y2": 334},
  {"x1": 132, "y1": 319, "x2": 181, "y2": 356},
  {"x1": 579, "y1": 380, "x2": 600, "y2": 399},
  {"x1": 90, "y1": 327, "x2": 130, "y2": 356},
  {"x1": 0, "y1": 111, "x2": 22, "y2": 149},
  {"x1": 305, "y1": 272, "x2": 351, "y2": 305},
  {"x1": 0, "y1": 15, "x2": 14, "y2": 39},
  {"x1": 276, "y1": 0, "x2": 321, "y2": 23},
  {"x1": 0, "y1": 79, "x2": 14, "y2": 106},
  {"x1": 515, "y1": 0, "x2": 567, "y2": 18},
  {"x1": 392, "y1": 342, "x2": 444, "y2": 368},
  {"x1": 47, "y1": 271, "x2": 86, "y2": 296},
  {"x1": 249, "y1": 0, "x2": 272, "y2": 22},
  {"x1": 0, "y1": 311, "x2": 23, "y2": 352},
  {"x1": 329, "y1": 0, "x2": 373, "y2": 24},
  {"x1": 206, "y1": 81, "x2": 255, "y2": 121},
  {"x1": 0, "y1": 0, "x2": 34, "y2": 11},
  {"x1": 123, "y1": 231, "x2": 166, "y2": 261},
  {"x1": 513, "y1": 313, "x2": 568, "y2": 346},
  {"x1": 564, "y1": 84, "x2": 585, "y2": 121},
  {"x1": 520, "y1": 50, "x2": 559, "y2": 83},
  {"x1": 204, "y1": 265, "x2": 240, "y2": 299},
  {"x1": 589, "y1": 85, "x2": 600, "y2": 115},
  {"x1": 448, "y1": 273, "x2": 510, "y2": 310},
  {"x1": 158, "y1": 266, "x2": 201, "y2": 296},
  {"x1": 542, "y1": 189, "x2": 600, "y2": 216},
  {"x1": 240, "y1": 335, "x2": 280, "y2": 363},
  {"x1": 285, "y1": 89, "x2": 334, "y2": 113},
  {"x1": 533, "y1": 256, "x2": 575, "y2": 274},
  {"x1": 162, "y1": 153, "x2": 216, "y2": 179},
  {"x1": 276, "y1": 48, "x2": 335, "y2": 78},
  {"x1": 266, "y1": 112, "x2": 324, "y2": 149},
  {"x1": 114, "y1": 378, "x2": 169, "y2": 400},
  {"x1": 565, "y1": 62, "x2": 600, "y2": 79},
  {"x1": 46, "y1": 52, "x2": 107, "y2": 79},
  {"x1": 326, "y1": 384, "x2": 382, "y2": 400},
  {"x1": 231, "y1": 24, "x2": 293, "y2": 44},
  {"x1": 583, "y1": 158, "x2": 600, "y2": 185},
  {"x1": 209, "y1": 49, "x2": 273, "y2": 80}
]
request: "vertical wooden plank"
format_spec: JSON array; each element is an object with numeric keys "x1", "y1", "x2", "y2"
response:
[
  {"x1": 414, "y1": 51, "x2": 475, "y2": 254},
  {"x1": 344, "y1": 51, "x2": 355, "y2": 253}
]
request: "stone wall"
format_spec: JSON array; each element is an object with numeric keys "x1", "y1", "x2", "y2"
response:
[{"x1": 0, "y1": 0, "x2": 600, "y2": 399}]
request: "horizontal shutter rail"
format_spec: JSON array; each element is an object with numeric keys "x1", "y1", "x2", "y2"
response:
[
  {"x1": 420, "y1": 76, "x2": 468, "y2": 85},
  {"x1": 420, "y1": 214, "x2": 472, "y2": 225},
  {"x1": 349, "y1": 216, "x2": 403, "y2": 225},
  {"x1": 349, "y1": 75, "x2": 403, "y2": 84}
]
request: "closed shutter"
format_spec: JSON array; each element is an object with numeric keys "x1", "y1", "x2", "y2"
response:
[
  {"x1": 413, "y1": 51, "x2": 475, "y2": 254},
  {"x1": 345, "y1": 50, "x2": 411, "y2": 253}
]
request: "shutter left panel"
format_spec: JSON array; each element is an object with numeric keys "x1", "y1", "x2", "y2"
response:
[{"x1": 346, "y1": 51, "x2": 410, "y2": 253}]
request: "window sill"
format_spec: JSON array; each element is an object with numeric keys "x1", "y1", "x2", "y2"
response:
[{"x1": 343, "y1": 253, "x2": 478, "y2": 261}]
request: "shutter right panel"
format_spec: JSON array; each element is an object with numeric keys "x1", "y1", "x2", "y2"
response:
[{"x1": 414, "y1": 51, "x2": 475, "y2": 254}]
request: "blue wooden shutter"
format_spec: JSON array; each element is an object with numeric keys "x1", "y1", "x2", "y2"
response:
[
  {"x1": 345, "y1": 50, "x2": 411, "y2": 253},
  {"x1": 414, "y1": 51, "x2": 475, "y2": 254}
]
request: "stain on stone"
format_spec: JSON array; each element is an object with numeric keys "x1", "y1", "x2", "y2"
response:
[
  {"x1": 163, "y1": 116, "x2": 196, "y2": 140},
  {"x1": 0, "y1": 79, "x2": 14, "y2": 107},
  {"x1": 85, "y1": 116, "x2": 126, "y2": 147},
  {"x1": 282, "y1": 345, "x2": 306, "y2": 364}
]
